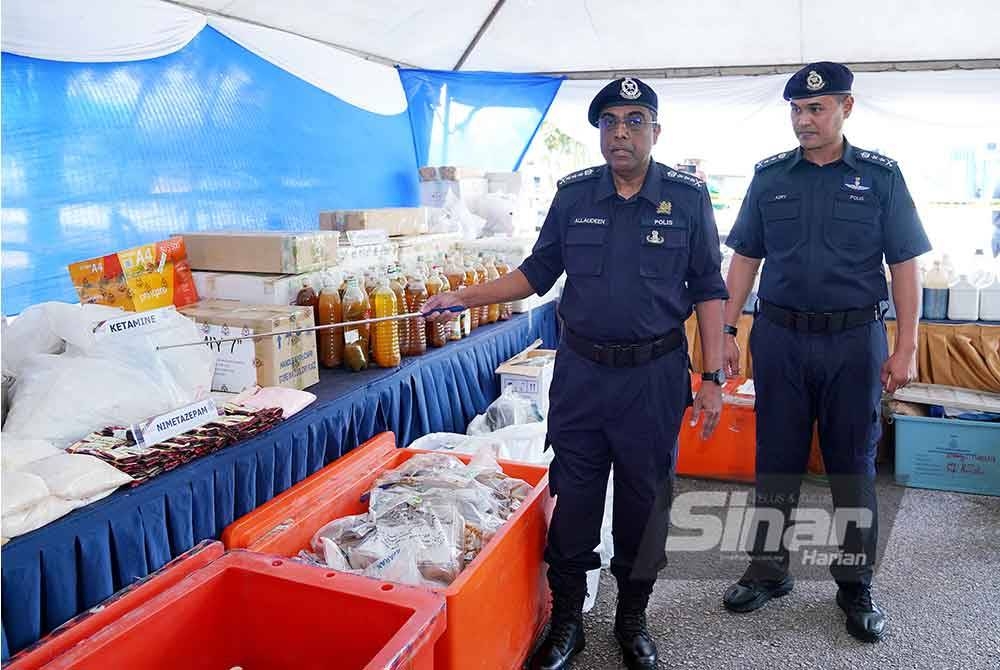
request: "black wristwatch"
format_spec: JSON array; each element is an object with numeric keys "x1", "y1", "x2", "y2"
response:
[
  {"x1": 723, "y1": 324, "x2": 738, "y2": 336},
  {"x1": 702, "y1": 369, "x2": 726, "y2": 386}
]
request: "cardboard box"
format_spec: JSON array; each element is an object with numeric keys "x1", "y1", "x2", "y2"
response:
[
  {"x1": 192, "y1": 269, "x2": 336, "y2": 306},
  {"x1": 68, "y1": 237, "x2": 199, "y2": 312},
  {"x1": 418, "y1": 166, "x2": 485, "y2": 182},
  {"x1": 319, "y1": 208, "x2": 435, "y2": 237},
  {"x1": 179, "y1": 300, "x2": 319, "y2": 392},
  {"x1": 419, "y1": 178, "x2": 488, "y2": 208},
  {"x1": 181, "y1": 232, "x2": 339, "y2": 274},
  {"x1": 496, "y1": 347, "x2": 556, "y2": 414}
]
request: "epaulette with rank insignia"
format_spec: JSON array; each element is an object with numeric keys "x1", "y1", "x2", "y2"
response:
[
  {"x1": 854, "y1": 149, "x2": 897, "y2": 170},
  {"x1": 557, "y1": 165, "x2": 603, "y2": 189},
  {"x1": 754, "y1": 150, "x2": 796, "y2": 172},
  {"x1": 662, "y1": 167, "x2": 705, "y2": 190}
]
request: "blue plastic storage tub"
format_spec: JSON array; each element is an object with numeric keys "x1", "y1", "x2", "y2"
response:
[{"x1": 893, "y1": 414, "x2": 1000, "y2": 496}]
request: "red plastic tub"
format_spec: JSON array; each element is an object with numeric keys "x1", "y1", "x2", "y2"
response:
[
  {"x1": 223, "y1": 431, "x2": 554, "y2": 670},
  {"x1": 20, "y1": 544, "x2": 445, "y2": 670},
  {"x1": 7, "y1": 540, "x2": 223, "y2": 669}
]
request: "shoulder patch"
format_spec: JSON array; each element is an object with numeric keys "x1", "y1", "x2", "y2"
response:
[
  {"x1": 557, "y1": 166, "x2": 603, "y2": 189},
  {"x1": 662, "y1": 168, "x2": 705, "y2": 190},
  {"x1": 854, "y1": 149, "x2": 897, "y2": 170},
  {"x1": 754, "y1": 150, "x2": 796, "y2": 173}
]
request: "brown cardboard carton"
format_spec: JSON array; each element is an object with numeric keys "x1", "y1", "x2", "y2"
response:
[
  {"x1": 319, "y1": 207, "x2": 435, "y2": 237},
  {"x1": 179, "y1": 300, "x2": 319, "y2": 391},
  {"x1": 181, "y1": 232, "x2": 339, "y2": 274}
]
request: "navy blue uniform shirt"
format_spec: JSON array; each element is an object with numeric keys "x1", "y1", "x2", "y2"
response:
[
  {"x1": 519, "y1": 161, "x2": 728, "y2": 342},
  {"x1": 726, "y1": 141, "x2": 932, "y2": 312}
]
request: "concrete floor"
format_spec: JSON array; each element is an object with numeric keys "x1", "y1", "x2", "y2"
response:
[{"x1": 567, "y1": 476, "x2": 1000, "y2": 670}]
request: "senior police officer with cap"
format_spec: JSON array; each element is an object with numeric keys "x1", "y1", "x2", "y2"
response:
[
  {"x1": 721, "y1": 62, "x2": 931, "y2": 642},
  {"x1": 423, "y1": 76, "x2": 729, "y2": 669}
]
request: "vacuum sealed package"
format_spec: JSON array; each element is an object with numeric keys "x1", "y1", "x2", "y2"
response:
[
  {"x1": 467, "y1": 387, "x2": 543, "y2": 435},
  {"x1": 301, "y1": 448, "x2": 532, "y2": 588}
]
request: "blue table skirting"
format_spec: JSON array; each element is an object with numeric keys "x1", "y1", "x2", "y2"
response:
[{"x1": 2, "y1": 301, "x2": 559, "y2": 658}]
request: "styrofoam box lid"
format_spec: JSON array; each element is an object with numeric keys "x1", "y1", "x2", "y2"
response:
[{"x1": 893, "y1": 383, "x2": 1000, "y2": 413}]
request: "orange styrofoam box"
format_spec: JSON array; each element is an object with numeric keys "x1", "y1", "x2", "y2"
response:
[
  {"x1": 7, "y1": 540, "x2": 224, "y2": 670},
  {"x1": 223, "y1": 431, "x2": 554, "y2": 670},
  {"x1": 679, "y1": 375, "x2": 822, "y2": 482},
  {"x1": 27, "y1": 544, "x2": 446, "y2": 670}
]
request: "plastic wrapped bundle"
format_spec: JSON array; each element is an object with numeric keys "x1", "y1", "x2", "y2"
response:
[{"x1": 303, "y1": 448, "x2": 531, "y2": 587}]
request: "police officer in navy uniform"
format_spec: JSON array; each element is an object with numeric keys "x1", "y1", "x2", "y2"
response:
[
  {"x1": 424, "y1": 77, "x2": 729, "y2": 669},
  {"x1": 721, "y1": 62, "x2": 931, "y2": 642}
]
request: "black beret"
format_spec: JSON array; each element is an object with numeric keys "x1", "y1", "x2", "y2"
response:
[
  {"x1": 588, "y1": 77, "x2": 658, "y2": 127},
  {"x1": 783, "y1": 62, "x2": 853, "y2": 101}
]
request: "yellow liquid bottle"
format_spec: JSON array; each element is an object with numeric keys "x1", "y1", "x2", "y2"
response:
[
  {"x1": 373, "y1": 276, "x2": 401, "y2": 368},
  {"x1": 485, "y1": 256, "x2": 500, "y2": 324}
]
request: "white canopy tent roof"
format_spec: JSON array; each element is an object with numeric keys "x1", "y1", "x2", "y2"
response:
[{"x1": 168, "y1": 0, "x2": 1000, "y2": 74}]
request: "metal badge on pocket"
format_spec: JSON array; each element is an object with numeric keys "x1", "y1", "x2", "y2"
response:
[{"x1": 646, "y1": 230, "x2": 665, "y2": 245}]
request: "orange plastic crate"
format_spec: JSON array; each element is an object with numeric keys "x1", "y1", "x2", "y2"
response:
[
  {"x1": 7, "y1": 541, "x2": 224, "y2": 670},
  {"x1": 679, "y1": 375, "x2": 822, "y2": 482},
  {"x1": 25, "y1": 544, "x2": 445, "y2": 670},
  {"x1": 223, "y1": 431, "x2": 554, "y2": 670}
]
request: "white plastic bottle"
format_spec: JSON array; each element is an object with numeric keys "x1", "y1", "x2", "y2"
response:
[
  {"x1": 947, "y1": 274, "x2": 980, "y2": 321},
  {"x1": 979, "y1": 266, "x2": 1000, "y2": 321}
]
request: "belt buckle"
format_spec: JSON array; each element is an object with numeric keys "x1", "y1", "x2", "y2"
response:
[
  {"x1": 792, "y1": 312, "x2": 810, "y2": 332},
  {"x1": 610, "y1": 344, "x2": 632, "y2": 367},
  {"x1": 810, "y1": 312, "x2": 833, "y2": 332}
]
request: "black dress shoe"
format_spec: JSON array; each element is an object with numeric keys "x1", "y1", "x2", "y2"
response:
[
  {"x1": 723, "y1": 572, "x2": 795, "y2": 613},
  {"x1": 529, "y1": 617, "x2": 585, "y2": 670},
  {"x1": 614, "y1": 601, "x2": 657, "y2": 670},
  {"x1": 837, "y1": 586, "x2": 886, "y2": 642}
]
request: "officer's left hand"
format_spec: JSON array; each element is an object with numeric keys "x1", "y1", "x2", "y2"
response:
[
  {"x1": 691, "y1": 384, "x2": 723, "y2": 440},
  {"x1": 881, "y1": 348, "x2": 917, "y2": 394}
]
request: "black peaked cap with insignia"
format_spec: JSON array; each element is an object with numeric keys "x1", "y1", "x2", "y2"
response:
[
  {"x1": 588, "y1": 77, "x2": 658, "y2": 127},
  {"x1": 783, "y1": 61, "x2": 853, "y2": 101}
]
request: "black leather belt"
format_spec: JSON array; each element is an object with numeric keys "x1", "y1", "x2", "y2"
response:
[
  {"x1": 759, "y1": 301, "x2": 883, "y2": 334},
  {"x1": 564, "y1": 327, "x2": 683, "y2": 367}
]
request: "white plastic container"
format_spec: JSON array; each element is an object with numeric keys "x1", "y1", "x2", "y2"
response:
[
  {"x1": 922, "y1": 261, "x2": 950, "y2": 320},
  {"x1": 979, "y1": 273, "x2": 1000, "y2": 321},
  {"x1": 947, "y1": 275, "x2": 980, "y2": 321}
]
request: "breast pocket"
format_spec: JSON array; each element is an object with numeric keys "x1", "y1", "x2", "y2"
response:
[
  {"x1": 827, "y1": 195, "x2": 882, "y2": 263},
  {"x1": 639, "y1": 224, "x2": 687, "y2": 279},
  {"x1": 760, "y1": 194, "x2": 802, "y2": 253},
  {"x1": 564, "y1": 225, "x2": 607, "y2": 276}
]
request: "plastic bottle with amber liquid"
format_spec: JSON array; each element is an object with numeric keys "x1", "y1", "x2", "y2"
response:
[
  {"x1": 372, "y1": 274, "x2": 401, "y2": 368},
  {"x1": 425, "y1": 265, "x2": 448, "y2": 348},
  {"x1": 389, "y1": 265, "x2": 410, "y2": 355},
  {"x1": 364, "y1": 272, "x2": 379, "y2": 361},
  {"x1": 295, "y1": 281, "x2": 321, "y2": 354},
  {"x1": 402, "y1": 272, "x2": 429, "y2": 356},
  {"x1": 317, "y1": 279, "x2": 344, "y2": 368},
  {"x1": 473, "y1": 255, "x2": 490, "y2": 326},
  {"x1": 444, "y1": 255, "x2": 467, "y2": 340},
  {"x1": 484, "y1": 257, "x2": 501, "y2": 324},
  {"x1": 495, "y1": 256, "x2": 513, "y2": 320},
  {"x1": 463, "y1": 256, "x2": 481, "y2": 331},
  {"x1": 341, "y1": 276, "x2": 371, "y2": 372}
]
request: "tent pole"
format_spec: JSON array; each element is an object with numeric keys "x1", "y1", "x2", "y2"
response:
[
  {"x1": 453, "y1": 0, "x2": 508, "y2": 71},
  {"x1": 536, "y1": 59, "x2": 1000, "y2": 80}
]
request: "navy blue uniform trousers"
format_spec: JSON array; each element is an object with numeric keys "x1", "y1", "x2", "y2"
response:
[
  {"x1": 544, "y1": 341, "x2": 690, "y2": 597},
  {"x1": 747, "y1": 314, "x2": 887, "y2": 587}
]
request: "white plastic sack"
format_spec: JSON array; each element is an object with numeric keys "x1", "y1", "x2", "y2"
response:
[
  {"x1": 472, "y1": 193, "x2": 518, "y2": 238},
  {"x1": 21, "y1": 453, "x2": 132, "y2": 499},
  {"x1": 407, "y1": 432, "x2": 508, "y2": 458},
  {"x1": 69, "y1": 309, "x2": 215, "y2": 401},
  {"x1": 1, "y1": 437, "x2": 63, "y2": 471},
  {"x1": 1, "y1": 302, "x2": 124, "y2": 377},
  {"x1": 2, "y1": 352, "x2": 192, "y2": 446},
  {"x1": 2, "y1": 496, "x2": 75, "y2": 539},
  {"x1": 440, "y1": 188, "x2": 487, "y2": 241},
  {"x1": 2, "y1": 470, "x2": 50, "y2": 515}
]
